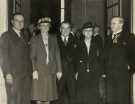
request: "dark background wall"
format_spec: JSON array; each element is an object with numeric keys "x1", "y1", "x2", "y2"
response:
[
  {"x1": 71, "y1": 0, "x2": 105, "y2": 35},
  {"x1": 122, "y1": 0, "x2": 131, "y2": 32},
  {"x1": 7, "y1": 0, "x2": 131, "y2": 33},
  {"x1": 31, "y1": 0, "x2": 60, "y2": 33},
  {"x1": 8, "y1": 0, "x2": 31, "y2": 28}
]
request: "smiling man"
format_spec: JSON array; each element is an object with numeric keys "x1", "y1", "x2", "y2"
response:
[{"x1": 0, "y1": 13, "x2": 32, "y2": 104}]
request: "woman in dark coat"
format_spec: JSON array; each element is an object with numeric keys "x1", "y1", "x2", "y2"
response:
[
  {"x1": 75, "y1": 22, "x2": 103, "y2": 104},
  {"x1": 30, "y1": 17, "x2": 62, "y2": 104}
]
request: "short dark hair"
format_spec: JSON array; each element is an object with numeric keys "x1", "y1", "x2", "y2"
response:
[
  {"x1": 11, "y1": 13, "x2": 24, "y2": 20},
  {"x1": 60, "y1": 21, "x2": 72, "y2": 28}
]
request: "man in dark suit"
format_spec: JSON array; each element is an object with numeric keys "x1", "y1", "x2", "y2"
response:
[
  {"x1": 57, "y1": 21, "x2": 76, "y2": 104},
  {"x1": 0, "y1": 13, "x2": 32, "y2": 104},
  {"x1": 104, "y1": 17, "x2": 135, "y2": 104}
]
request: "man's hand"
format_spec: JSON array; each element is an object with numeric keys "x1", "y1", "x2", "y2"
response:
[
  {"x1": 33, "y1": 70, "x2": 38, "y2": 80},
  {"x1": 6, "y1": 74, "x2": 13, "y2": 85},
  {"x1": 56, "y1": 72, "x2": 62, "y2": 80},
  {"x1": 75, "y1": 72, "x2": 78, "y2": 80}
]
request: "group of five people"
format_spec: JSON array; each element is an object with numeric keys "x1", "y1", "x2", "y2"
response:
[{"x1": 0, "y1": 13, "x2": 135, "y2": 104}]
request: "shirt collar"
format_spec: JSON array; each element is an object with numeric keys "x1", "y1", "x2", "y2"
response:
[
  {"x1": 61, "y1": 35, "x2": 69, "y2": 41},
  {"x1": 112, "y1": 29, "x2": 122, "y2": 39},
  {"x1": 12, "y1": 28, "x2": 21, "y2": 37},
  {"x1": 112, "y1": 29, "x2": 122, "y2": 35}
]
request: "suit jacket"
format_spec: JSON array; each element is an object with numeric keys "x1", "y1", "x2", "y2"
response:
[
  {"x1": 104, "y1": 31, "x2": 135, "y2": 104},
  {"x1": 30, "y1": 34, "x2": 62, "y2": 75},
  {"x1": 94, "y1": 34, "x2": 103, "y2": 49},
  {"x1": 57, "y1": 33, "x2": 77, "y2": 74},
  {"x1": 104, "y1": 31, "x2": 135, "y2": 75},
  {"x1": 0, "y1": 29, "x2": 32, "y2": 79}
]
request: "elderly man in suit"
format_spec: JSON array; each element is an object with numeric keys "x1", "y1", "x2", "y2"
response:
[
  {"x1": 57, "y1": 21, "x2": 76, "y2": 104},
  {"x1": 0, "y1": 13, "x2": 32, "y2": 104},
  {"x1": 104, "y1": 17, "x2": 135, "y2": 104},
  {"x1": 30, "y1": 17, "x2": 62, "y2": 104}
]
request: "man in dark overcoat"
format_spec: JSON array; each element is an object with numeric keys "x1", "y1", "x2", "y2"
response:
[
  {"x1": 57, "y1": 21, "x2": 76, "y2": 104},
  {"x1": 0, "y1": 13, "x2": 32, "y2": 104},
  {"x1": 104, "y1": 17, "x2": 135, "y2": 104}
]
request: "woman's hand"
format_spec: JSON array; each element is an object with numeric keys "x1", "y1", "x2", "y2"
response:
[
  {"x1": 6, "y1": 74, "x2": 13, "y2": 85},
  {"x1": 56, "y1": 72, "x2": 62, "y2": 80},
  {"x1": 33, "y1": 71, "x2": 38, "y2": 80}
]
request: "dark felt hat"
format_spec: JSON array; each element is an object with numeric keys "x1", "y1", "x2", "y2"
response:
[{"x1": 82, "y1": 22, "x2": 94, "y2": 30}]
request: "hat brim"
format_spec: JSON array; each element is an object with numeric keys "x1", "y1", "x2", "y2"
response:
[{"x1": 38, "y1": 21, "x2": 51, "y2": 24}]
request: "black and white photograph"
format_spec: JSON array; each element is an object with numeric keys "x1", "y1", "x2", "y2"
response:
[{"x1": 0, "y1": 0, "x2": 135, "y2": 104}]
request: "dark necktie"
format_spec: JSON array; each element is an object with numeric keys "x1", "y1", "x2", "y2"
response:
[{"x1": 64, "y1": 37, "x2": 67, "y2": 46}]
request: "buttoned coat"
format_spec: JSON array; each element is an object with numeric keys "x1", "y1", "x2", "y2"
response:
[
  {"x1": 0, "y1": 29, "x2": 32, "y2": 104},
  {"x1": 30, "y1": 34, "x2": 62, "y2": 101},
  {"x1": 104, "y1": 31, "x2": 135, "y2": 104},
  {"x1": 75, "y1": 37, "x2": 103, "y2": 104}
]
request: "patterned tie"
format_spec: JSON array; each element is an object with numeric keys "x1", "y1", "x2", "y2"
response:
[{"x1": 113, "y1": 34, "x2": 119, "y2": 44}]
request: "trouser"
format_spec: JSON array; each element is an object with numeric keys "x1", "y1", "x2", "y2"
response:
[
  {"x1": 6, "y1": 76, "x2": 32, "y2": 104},
  {"x1": 57, "y1": 72, "x2": 76, "y2": 104}
]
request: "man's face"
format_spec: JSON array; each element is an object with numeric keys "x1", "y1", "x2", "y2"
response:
[
  {"x1": 94, "y1": 27, "x2": 100, "y2": 34},
  {"x1": 83, "y1": 28, "x2": 93, "y2": 39},
  {"x1": 61, "y1": 23, "x2": 71, "y2": 37},
  {"x1": 12, "y1": 15, "x2": 24, "y2": 31},
  {"x1": 111, "y1": 18, "x2": 122, "y2": 33},
  {"x1": 39, "y1": 23, "x2": 50, "y2": 33}
]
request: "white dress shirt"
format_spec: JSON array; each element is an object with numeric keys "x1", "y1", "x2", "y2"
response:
[
  {"x1": 85, "y1": 38, "x2": 91, "y2": 54},
  {"x1": 42, "y1": 34, "x2": 49, "y2": 64},
  {"x1": 13, "y1": 28, "x2": 21, "y2": 38},
  {"x1": 61, "y1": 35, "x2": 69, "y2": 43}
]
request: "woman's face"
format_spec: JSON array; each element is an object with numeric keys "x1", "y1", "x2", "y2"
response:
[
  {"x1": 39, "y1": 23, "x2": 50, "y2": 33},
  {"x1": 83, "y1": 28, "x2": 93, "y2": 39}
]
